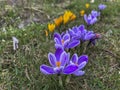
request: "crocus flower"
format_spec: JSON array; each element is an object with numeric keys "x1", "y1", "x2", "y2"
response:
[
  {"x1": 70, "y1": 54, "x2": 88, "y2": 76},
  {"x1": 91, "y1": 10, "x2": 100, "y2": 17},
  {"x1": 12, "y1": 37, "x2": 19, "y2": 50},
  {"x1": 54, "y1": 16, "x2": 63, "y2": 27},
  {"x1": 69, "y1": 25, "x2": 95, "y2": 42},
  {"x1": 45, "y1": 30, "x2": 48, "y2": 37},
  {"x1": 85, "y1": 3, "x2": 90, "y2": 8},
  {"x1": 84, "y1": 14, "x2": 97, "y2": 25},
  {"x1": 48, "y1": 23, "x2": 55, "y2": 32},
  {"x1": 98, "y1": 4, "x2": 107, "y2": 10},
  {"x1": 88, "y1": 33, "x2": 101, "y2": 46},
  {"x1": 63, "y1": 14, "x2": 69, "y2": 24},
  {"x1": 70, "y1": 14, "x2": 76, "y2": 21},
  {"x1": 63, "y1": 11, "x2": 76, "y2": 24},
  {"x1": 40, "y1": 48, "x2": 78, "y2": 75},
  {"x1": 54, "y1": 32, "x2": 80, "y2": 50},
  {"x1": 80, "y1": 10, "x2": 85, "y2": 16}
]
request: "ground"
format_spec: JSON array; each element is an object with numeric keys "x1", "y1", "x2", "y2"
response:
[{"x1": 0, "y1": 0, "x2": 120, "y2": 90}]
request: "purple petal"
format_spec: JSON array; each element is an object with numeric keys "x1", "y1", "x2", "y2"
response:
[
  {"x1": 84, "y1": 14, "x2": 88, "y2": 24},
  {"x1": 85, "y1": 34, "x2": 95, "y2": 40},
  {"x1": 78, "y1": 55, "x2": 88, "y2": 65},
  {"x1": 69, "y1": 29, "x2": 75, "y2": 36},
  {"x1": 54, "y1": 32, "x2": 61, "y2": 40},
  {"x1": 54, "y1": 66, "x2": 64, "y2": 74},
  {"x1": 48, "y1": 53, "x2": 56, "y2": 67},
  {"x1": 78, "y1": 24, "x2": 85, "y2": 32},
  {"x1": 54, "y1": 38, "x2": 61, "y2": 44},
  {"x1": 78, "y1": 61, "x2": 87, "y2": 70},
  {"x1": 66, "y1": 53, "x2": 70, "y2": 64},
  {"x1": 90, "y1": 17, "x2": 97, "y2": 25},
  {"x1": 60, "y1": 51, "x2": 68, "y2": 66},
  {"x1": 73, "y1": 70, "x2": 85, "y2": 76},
  {"x1": 71, "y1": 54, "x2": 78, "y2": 64},
  {"x1": 67, "y1": 40, "x2": 80, "y2": 48},
  {"x1": 55, "y1": 48, "x2": 64, "y2": 61},
  {"x1": 63, "y1": 33, "x2": 70, "y2": 41},
  {"x1": 55, "y1": 44, "x2": 63, "y2": 50},
  {"x1": 63, "y1": 64, "x2": 78, "y2": 74},
  {"x1": 40, "y1": 65, "x2": 55, "y2": 75}
]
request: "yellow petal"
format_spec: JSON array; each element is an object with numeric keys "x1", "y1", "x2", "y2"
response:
[{"x1": 85, "y1": 3, "x2": 90, "y2": 8}]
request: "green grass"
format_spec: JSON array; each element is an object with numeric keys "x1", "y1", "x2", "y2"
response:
[{"x1": 0, "y1": 0, "x2": 120, "y2": 90}]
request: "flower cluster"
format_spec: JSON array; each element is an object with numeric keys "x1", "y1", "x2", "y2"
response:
[
  {"x1": 54, "y1": 24, "x2": 101, "y2": 50},
  {"x1": 46, "y1": 10, "x2": 76, "y2": 36},
  {"x1": 40, "y1": 48, "x2": 88, "y2": 76},
  {"x1": 84, "y1": 10, "x2": 100, "y2": 25},
  {"x1": 84, "y1": 4, "x2": 106, "y2": 25},
  {"x1": 40, "y1": 3, "x2": 106, "y2": 84}
]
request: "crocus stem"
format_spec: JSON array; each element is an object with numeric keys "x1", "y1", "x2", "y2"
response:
[
  {"x1": 66, "y1": 75, "x2": 71, "y2": 83},
  {"x1": 58, "y1": 75, "x2": 63, "y2": 87},
  {"x1": 83, "y1": 46, "x2": 87, "y2": 54}
]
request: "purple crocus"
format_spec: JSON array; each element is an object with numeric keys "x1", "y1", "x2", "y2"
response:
[
  {"x1": 54, "y1": 32, "x2": 80, "y2": 50},
  {"x1": 84, "y1": 14, "x2": 97, "y2": 25},
  {"x1": 69, "y1": 25, "x2": 95, "y2": 42},
  {"x1": 70, "y1": 54, "x2": 88, "y2": 76},
  {"x1": 88, "y1": 33, "x2": 101, "y2": 46},
  {"x1": 98, "y1": 4, "x2": 107, "y2": 10},
  {"x1": 40, "y1": 48, "x2": 78, "y2": 75},
  {"x1": 91, "y1": 10, "x2": 100, "y2": 17}
]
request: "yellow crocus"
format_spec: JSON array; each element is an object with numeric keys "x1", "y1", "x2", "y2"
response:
[
  {"x1": 63, "y1": 10, "x2": 76, "y2": 24},
  {"x1": 45, "y1": 30, "x2": 48, "y2": 37},
  {"x1": 63, "y1": 11, "x2": 70, "y2": 24},
  {"x1": 80, "y1": 10, "x2": 85, "y2": 16},
  {"x1": 85, "y1": 3, "x2": 90, "y2": 8},
  {"x1": 70, "y1": 14, "x2": 76, "y2": 21},
  {"x1": 48, "y1": 23, "x2": 55, "y2": 32},
  {"x1": 54, "y1": 16, "x2": 63, "y2": 27}
]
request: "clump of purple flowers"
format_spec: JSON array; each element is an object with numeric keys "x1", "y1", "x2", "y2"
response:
[
  {"x1": 39, "y1": 3, "x2": 106, "y2": 86},
  {"x1": 84, "y1": 10, "x2": 100, "y2": 25},
  {"x1": 68, "y1": 24, "x2": 101, "y2": 46},
  {"x1": 54, "y1": 32, "x2": 80, "y2": 50},
  {"x1": 40, "y1": 48, "x2": 88, "y2": 76},
  {"x1": 98, "y1": 4, "x2": 107, "y2": 10},
  {"x1": 84, "y1": 4, "x2": 106, "y2": 25},
  {"x1": 53, "y1": 24, "x2": 101, "y2": 51}
]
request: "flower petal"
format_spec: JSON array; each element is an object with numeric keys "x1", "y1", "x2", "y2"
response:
[
  {"x1": 84, "y1": 14, "x2": 89, "y2": 24},
  {"x1": 78, "y1": 24, "x2": 85, "y2": 32},
  {"x1": 85, "y1": 33, "x2": 95, "y2": 40},
  {"x1": 90, "y1": 17, "x2": 97, "y2": 25},
  {"x1": 54, "y1": 38, "x2": 61, "y2": 45},
  {"x1": 60, "y1": 51, "x2": 68, "y2": 66},
  {"x1": 73, "y1": 70, "x2": 85, "y2": 76},
  {"x1": 54, "y1": 32, "x2": 61, "y2": 41},
  {"x1": 67, "y1": 40, "x2": 80, "y2": 48},
  {"x1": 78, "y1": 55, "x2": 88, "y2": 65},
  {"x1": 78, "y1": 61, "x2": 87, "y2": 70},
  {"x1": 40, "y1": 65, "x2": 55, "y2": 75},
  {"x1": 63, "y1": 64, "x2": 78, "y2": 74},
  {"x1": 63, "y1": 33, "x2": 70, "y2": 41},
  {"x1": 48, "y1": 53, "x2": 56, "y2": 67},
  {"x1": 55, "y1": 48, "x2": 64, "y2": 61},
  {"x1": 54, "y1": 66, "x2": 64, "y2": 74},
  {"x1": 71, "y1": 53, "x2": 78, "y2": 64},
  {"x1": 55, "y1": 44, "x2": 63, "y2": 50}
]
